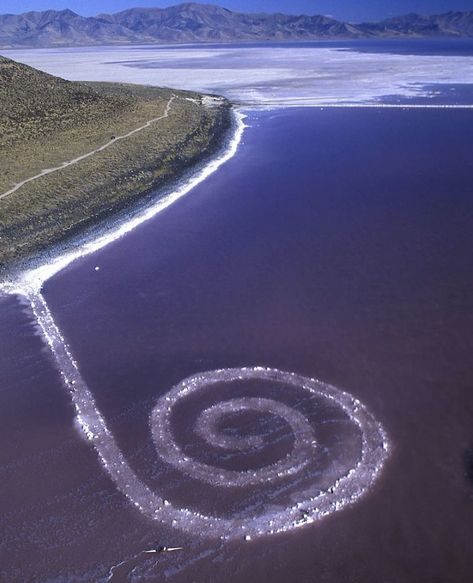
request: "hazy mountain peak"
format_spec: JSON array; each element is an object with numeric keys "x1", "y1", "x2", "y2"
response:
[{"x1": 1, "y1": 3, "x2": 473, "y2": 48}]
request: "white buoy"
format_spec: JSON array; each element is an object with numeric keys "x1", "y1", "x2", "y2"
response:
[{"x1": 94, "y1": 266, "x2": 100, "y2": 272}]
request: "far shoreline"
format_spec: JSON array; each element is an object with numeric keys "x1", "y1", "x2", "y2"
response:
[{"x1": 3, "y1": 36, "x2": 473, "y2": 53}]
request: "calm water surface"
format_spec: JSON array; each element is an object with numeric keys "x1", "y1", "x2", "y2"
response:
[{"x1": 1, "y1": 108, "x2": 473, "y2": 582}]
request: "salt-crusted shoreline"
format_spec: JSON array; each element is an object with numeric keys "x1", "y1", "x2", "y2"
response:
[{"x1": 0, "y1": 108, "x2": 247, "y2": 297}]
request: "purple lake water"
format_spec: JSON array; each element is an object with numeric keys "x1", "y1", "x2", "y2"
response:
[{"x1": 1, "y1": 107, "x2": 473, "y2": 582}]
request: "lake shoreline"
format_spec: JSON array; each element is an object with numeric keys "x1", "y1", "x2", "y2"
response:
[
  {"x1": 0, "y1": 106, "x2": 246, "y2": 294},
  {"x1": 0, "y1": 61, "x2": 235, "y2": 278}
]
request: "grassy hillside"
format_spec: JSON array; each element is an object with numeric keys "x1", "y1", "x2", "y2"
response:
[
  {"x1": 0, "y1": 55, "x2": 132, "y2": 147},
  {"x1": 0, "y1": 56, "x2": 232, "y2": 273}
]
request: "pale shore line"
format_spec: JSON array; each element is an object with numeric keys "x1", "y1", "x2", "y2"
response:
[
  {"x1": 0, "y1": 96, "x2": 176, "y2": 201},
  {"x1": 0, "y1": 109, "x2": 247, "y2": 296},
  {"x1": 0, "y1": 100, "x2": 467, "y2": 296},
  {"x1": 236, "y1": 101, "x2": 473, "y2": 109}
]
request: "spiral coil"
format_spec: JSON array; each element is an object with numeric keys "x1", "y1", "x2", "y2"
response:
[{"x1": 30, "y1": 291, "x2": 390, "y2": 541}]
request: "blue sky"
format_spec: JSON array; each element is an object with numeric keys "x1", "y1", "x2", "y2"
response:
[{"x1": 2, "y1": 1, "x2": 473, "y2": 22}]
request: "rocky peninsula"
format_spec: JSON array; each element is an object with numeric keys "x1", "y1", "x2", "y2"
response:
[{"x1": 0, "y1": 55, "x2": 232, "y2": 274}]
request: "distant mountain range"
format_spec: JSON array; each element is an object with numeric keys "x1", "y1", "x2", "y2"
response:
[{"x1": 1, "y1": 3, "x2": 473, "y2": 49}]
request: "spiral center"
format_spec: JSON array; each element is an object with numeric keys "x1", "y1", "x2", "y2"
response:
[
  {"x1": 144, "y1": 367, "x2": 391, "y2": 539},
  {"x1": 153, "y1": 396, "x2": 317, "y2": 487}
]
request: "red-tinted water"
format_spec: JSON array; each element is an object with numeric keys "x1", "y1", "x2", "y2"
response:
[{"x1": 2, "y1": 108, "x2": 473, "y2": 582}]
